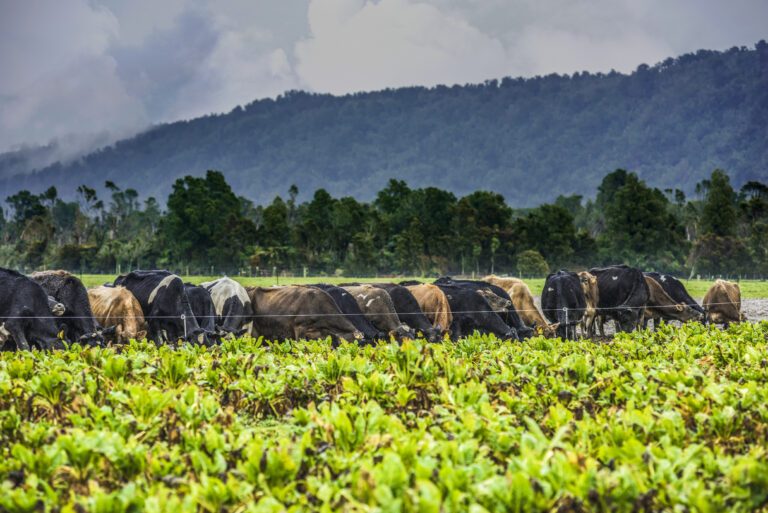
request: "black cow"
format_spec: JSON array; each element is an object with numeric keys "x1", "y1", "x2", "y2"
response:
[
  {"x1": 0, "y1": 268, "x2": 63, "y2": 350},
  {"x1": 200, "y1": 277, "x2": 251, "y2": 337},
  {"x1": 644, "y1": 272, "x2": 705, "y2": 316},
  {"x1": 310, "y1": 284, "x2": 385, "y2": 344},
  {"x1": 541, "y1": 270, "x2": 586, "y2": 339},
  {"x1": 589, "y1": 265, "x2": 650, "y2": 333},
  {"x1": 114, "y1": 270, "x2": 212, "y2": 345},
  {"x1": 433, "y1": 282, "x2": 517, "y2": 340},
  {"x1": 184, "y1": 283, "x2": 224, "y2": 342},
  {"x1": 369, "y1": 283, "x2": 443, "y2": 342},
  {"x1": 30, "y1": 270, "x2": 104, "y2": 346},
  {"x1": 433, "y1": 277, "x2": 532, "y2": 339}
]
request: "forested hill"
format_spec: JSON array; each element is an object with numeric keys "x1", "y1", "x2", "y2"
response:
[{"x1": 2, "y1": 42, "x2": 767, "y2": 206}]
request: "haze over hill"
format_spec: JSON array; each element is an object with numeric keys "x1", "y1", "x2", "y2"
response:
[{"x1": 1, "y1": 42, "x2": 766, "y2": 206}]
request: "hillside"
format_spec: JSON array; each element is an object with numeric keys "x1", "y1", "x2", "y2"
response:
[{"x1": 1, "y1": 42, "x2": 766, "y2": 206}]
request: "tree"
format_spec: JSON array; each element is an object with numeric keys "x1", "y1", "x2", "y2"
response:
[
  {"x1": 162, "y1": 170, "x2": 257, "y2": 270},
  {"x1": 513, "y1": 204, "x2": 582, "y2": 268},
  {"x1": 597, "y1": 171, "x2": 687, "y2": 270},
  {"x1": 699, "y1": 169, "x2": 737, "y2": 237},
  {"x1": 517, "y1": 250, "x2": 549, "y2": 277}
]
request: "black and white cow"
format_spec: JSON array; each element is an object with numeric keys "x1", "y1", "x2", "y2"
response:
[
  {"x1": 114, "y1": 270, "x2": 212, "y2": 345},
  {"x1": 30, "y1": 270, "x2": 105, "y2": 346},
  {"x1": 541, "y1": 270, "x2": 587, "y2": 339},
  {"x1": 200, "y1": 277, "x2": 251, "y2": 337},
  {"x1": 184, "y1": 283, "x2": 223, "y2": 342},
  {"x1": 589, "y1": 265, "x2": 650, "y2": 333},
  {"x1": 0, "y1": 268, "x2": 63, "y2": 350},
  {"x1": 311, "y1": 284, "x2": 385, "y2": 344}
]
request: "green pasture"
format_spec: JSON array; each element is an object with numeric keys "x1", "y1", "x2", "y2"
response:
[
  {"x1": 79, "y1": 274, "x2": 768, "y2": 298},
  {"x1": 2, "y1": 324, "x2": 768, "y2": 511}
]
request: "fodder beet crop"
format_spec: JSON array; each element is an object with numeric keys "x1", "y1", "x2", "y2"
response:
[{"x1": 1, "y1": 323, "x2": 768, "y2": 512}]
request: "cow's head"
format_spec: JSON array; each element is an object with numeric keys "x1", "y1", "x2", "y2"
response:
[
  {"x1": 534, "y1": 322, "x2": 560, "y2": 338},
  {"x1": 78, "y1": 330, "x2": 105, "y2": 347},
  {"x1": 423, "y1": 327, "x2": 443, "y2": 343},
  {"x1": 675, "y1": 303, "x2": 704, "y2": 323},
  {"x1": 478, "y1": 289, "x2": 512, "y2": 311}
]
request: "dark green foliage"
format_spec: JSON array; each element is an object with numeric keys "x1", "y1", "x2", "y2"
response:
[
  {"x1": 161, "y1": 171, "x2": 257, "y2": 270},
  {"x1": 1, "y1": 43, "x2": 766, "y2": 207},
  {"x1": 699, "y1": 169, "x2": 738, "y2": 237},
  {"x1": 597, "y1": 171, "x2": 688, "y2": 270},
  {"x1": 1, "y1": 168, "x2": 766, "y2": 276},
  {"x1": 516, "y1": 250, "x2": 549, "y2": 277}
]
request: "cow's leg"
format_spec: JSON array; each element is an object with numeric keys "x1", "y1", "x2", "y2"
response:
[{"x1": 9, "y1": 327, "x2": 30, "y2": 351}]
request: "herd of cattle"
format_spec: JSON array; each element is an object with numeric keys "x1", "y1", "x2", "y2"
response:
[{"x1": 0, "y1": 265, "x2": 747, "y2": 351}]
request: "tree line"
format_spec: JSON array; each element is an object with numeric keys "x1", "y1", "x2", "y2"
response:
[{"x1": 0, "y1": 168, "x2": 765, "y2": 278}]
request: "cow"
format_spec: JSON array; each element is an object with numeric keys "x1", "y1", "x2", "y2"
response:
[
  {"x1": 432, "y1": 282, "x2": 517, "y2": 340},
  {"x1": 644, "y1": 272, "x2": 705, "y2": 318},
  {"x1": 310, "y1": 284, "x2": 385, "y2": 343},
  {"x1": 541, "y1": 270, "x2": 586, "y2": 339},
  {"x1": 113, "y1": 270, "x2": 212, "y2": 345},
  {"x1": 246, "y1": 285, "x2": 363, "y2": 343},
  {"x1": 184, "y1": 284, "x2": 223, "y2": 343},
  {"x1": 88, "y1": 285, "x2": 147, "y2": 343},
  {"x1": 433, "y1": 277, "x2": 532, "y2": 339},
  {"x1": 200, "y1": 277, "x2": 252, "y2": 337},
  {"x1": 368, "y1": 283, "x2": 443, "y2": 342},
  {"x1": 577, "y1": 271, "x2": 599, "y2": 338},
  {"x1": 341, "y1": 285, "x2": 413, "y2": 339},
  {"x1": 703, "y1": 279, "x2": 745, "y2": 328},
  {"x1": 0, "y1": 268, "x2": 63, "y2": 350},
  {"x1": 642, "y1": 276, "x2": 703, "y2": 330},
  {"x1": 589, "y1": 265, "x2": 650, "y2": 333},
  {"x1": 485, "y1": 275, "x2": 558, "y2": 337},
  {"x1": 30, "y1": 270, "x2": 104, "y2": 346},
  {"x1": 403, "y1": 283, "x2": 453, "y2": 335}
]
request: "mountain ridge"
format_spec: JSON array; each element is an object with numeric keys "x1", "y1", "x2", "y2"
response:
[{"x1": 2, "y1": 41, "x2": 766, "y2": 206}]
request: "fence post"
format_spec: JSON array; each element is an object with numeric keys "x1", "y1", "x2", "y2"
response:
[
  {"x1": 563, "y1": 306, "x2": 569, "y2": 338},
  {"x1": 181, "y1": 314, "x2": 187, "y2": 340}
]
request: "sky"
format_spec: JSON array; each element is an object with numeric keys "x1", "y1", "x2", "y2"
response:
[{"x1": 0, "y1": 0, "x2": 766, "y2": 155}]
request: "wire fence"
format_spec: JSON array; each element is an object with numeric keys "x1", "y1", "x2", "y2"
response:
[{"x1": 3, "y1": 301, "x2": 744, "y2": 321}]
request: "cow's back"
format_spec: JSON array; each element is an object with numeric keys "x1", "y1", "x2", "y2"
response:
[
  {"x1": 88, "y1": 286, "x2": 146, "y2": 341},
  {"x1": 407, "y1": 284, "x2": 452, "y2": 330},
  {"x1": 590, "y1": 266, "x2": 649, "y2": 309}
]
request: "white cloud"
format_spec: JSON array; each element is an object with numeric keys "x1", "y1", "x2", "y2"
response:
[
  {"x1": 1, "y1": 0, "x2": 767, "y2": 158},
  {"x1": 295, "y1": 0, "x2": 509, "y2": 94}
]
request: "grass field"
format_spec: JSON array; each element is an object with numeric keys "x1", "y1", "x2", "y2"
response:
[
  {"x1": 2, "y1": 323, "x2": 768, "y2": 511},
  {"x1": 79, "y1": 274, "x2": 768, "y2": 298}
]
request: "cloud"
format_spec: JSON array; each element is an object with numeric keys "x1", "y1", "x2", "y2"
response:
[
  {"x1": 1, "y1": 0, "x2": 767, "y2": 159},
  {"x1": 295, "y1": 0, "x2": 509, "y2": 93},
  {"x1": 0, "y1": 0, "x2": 147, "y2": 152}
]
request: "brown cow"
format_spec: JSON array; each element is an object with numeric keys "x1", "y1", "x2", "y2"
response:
[
  {"x1": 247, "y1": 286, "x2": 363, "y2": 343},
  {"x1": 88, "y1": 286, "x2": 147, "y2": 343},
  {"x1": 485, "y1": 276, "x2": 558, "y2": 337},
  {"x1": 483, "y1": 275, "x2": 524, "y2": 291},
  {"x1": 703, "y1": 279, "x2": 746, "y2": 327},
  {"x1": 342, "y1": 285, "x2": 413, "y2": 339},
  {"x1": 577, "y1": 271, "x2": 600, "y2": 337},
  {"x1": 405, "y1": 284, "x2": 452, "y2": 333},
  {"x1": 643, "y1": 276, "x2": 702, "y2": 330}
]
